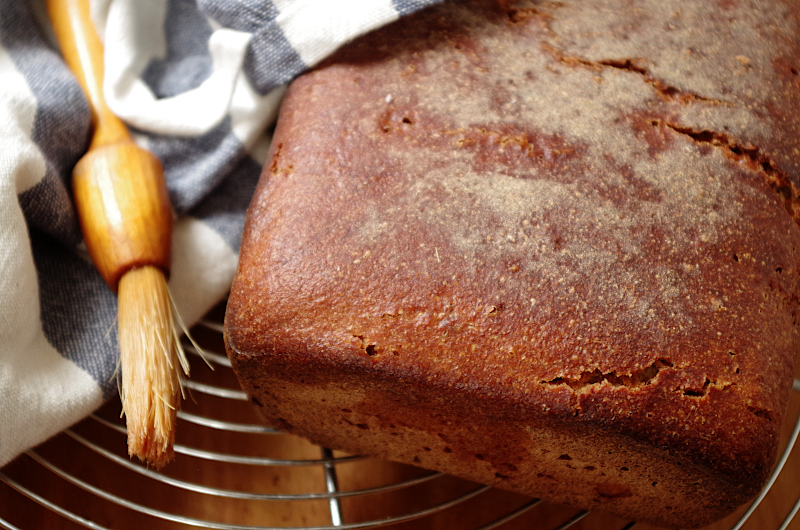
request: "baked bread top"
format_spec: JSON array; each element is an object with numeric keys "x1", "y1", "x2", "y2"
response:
[{"x1": 226, "y1": 0, "x2": 800, "y2": 514}]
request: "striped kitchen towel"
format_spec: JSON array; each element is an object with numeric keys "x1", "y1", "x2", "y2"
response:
[{"x1": 0, "y1": 0, "x2": 441, "y2": 467}]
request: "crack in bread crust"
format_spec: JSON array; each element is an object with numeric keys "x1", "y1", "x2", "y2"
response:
[
  {"x1": 540, "y1": 42, "x2": 733, "y2": 106},
  {"x1": 662, "y1": 122, "x2": 800, "y2": 225}
]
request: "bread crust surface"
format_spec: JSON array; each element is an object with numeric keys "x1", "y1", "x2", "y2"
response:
[{"x1": 226, "y1": 1, "x2": 800, "y2": 526}]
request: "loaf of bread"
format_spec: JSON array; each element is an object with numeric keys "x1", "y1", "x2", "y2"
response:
[{"x1": 224, "y1": 1, "x2": 800, "y2": 527}]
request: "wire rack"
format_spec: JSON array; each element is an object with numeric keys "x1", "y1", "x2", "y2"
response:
[{"x1": 1, "y1": 307, "x2": 799, "y2": 530}]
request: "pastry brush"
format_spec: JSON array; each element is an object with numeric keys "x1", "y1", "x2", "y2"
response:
[{"x1": 47, "y1": 0, "x2": 187, "y2": 468}]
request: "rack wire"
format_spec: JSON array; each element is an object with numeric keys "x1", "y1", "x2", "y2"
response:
[{"x1": 1, "y1": 311, "x2": 798, "y2": 530}]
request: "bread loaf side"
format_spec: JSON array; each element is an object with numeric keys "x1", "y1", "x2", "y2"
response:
[{"x1": 225, "y1": 1, "x2": 800, "y2": 527}]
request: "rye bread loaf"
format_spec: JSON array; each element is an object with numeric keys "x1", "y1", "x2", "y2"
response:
[{"x1": 224, "y1": 1, "x2": 800, "y2": 527}]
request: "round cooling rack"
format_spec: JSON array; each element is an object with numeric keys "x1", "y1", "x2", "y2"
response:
[{"x1": 1, "y1": 304, "x2": 799, "y2": 530}]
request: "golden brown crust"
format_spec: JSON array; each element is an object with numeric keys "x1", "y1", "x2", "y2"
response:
[{"x1": 225, "y1": 1, "x2": 800, "y2": 527}]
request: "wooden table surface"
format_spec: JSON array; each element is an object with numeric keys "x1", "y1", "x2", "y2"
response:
[{"x1": 2, "y1": 305, "x2": 798, "y2": 530}]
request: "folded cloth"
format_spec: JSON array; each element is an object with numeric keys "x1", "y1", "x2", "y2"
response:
[{"x1": 0, "y1": 0, "x2": 441, "y2": 467}]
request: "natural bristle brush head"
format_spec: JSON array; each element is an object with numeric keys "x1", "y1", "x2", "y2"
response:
[{"x1": 118, "y1": 265, "x2": 186, "y2": 468}]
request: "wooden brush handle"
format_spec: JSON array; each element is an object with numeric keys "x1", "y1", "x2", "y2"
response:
[{"x1": 48, "y1": 0, "x2": 172, "y2": 293}]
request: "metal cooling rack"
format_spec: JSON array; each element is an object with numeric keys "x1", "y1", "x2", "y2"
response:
[{"x1": 1, "y1": 314, "x2": 798, "y2": 530}]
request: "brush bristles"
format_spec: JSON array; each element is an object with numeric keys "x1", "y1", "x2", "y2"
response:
[{"x1": 118, "y1": 265, "x2": 186, "y2": 469}]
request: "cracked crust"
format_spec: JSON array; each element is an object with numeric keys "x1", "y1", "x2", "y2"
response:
[{"x1": 225, "y1": 1, "x2": 800, "y2": 528}]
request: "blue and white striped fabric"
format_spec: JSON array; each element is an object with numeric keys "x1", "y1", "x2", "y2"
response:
[{"x1": 0, "y1": 0, "x2": 441, "y2": 467}]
